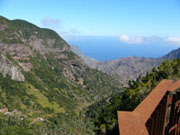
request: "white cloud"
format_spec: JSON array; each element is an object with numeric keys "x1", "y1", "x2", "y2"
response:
[
  {"x1": 40, "y1": 17, "x2": 81, "y2": 41},
  {"x1": 41, "y1": 17, "x2": 61, "y2": 29},
  {"x1": 69, "y1": 28, "x2": 80, "y2": 35},
  {"x1": 57, "y1": 30, "x2": 81, "y2": 41},
  {"x1": 165, "y1": 37, "x2": 180, "y2": 45},
  {"x1": 120, "y1": 35, "x2": 144, "y2": 44}
]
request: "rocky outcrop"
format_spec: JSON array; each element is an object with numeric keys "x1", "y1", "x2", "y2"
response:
[
  {"x1": 93, "y1": 57, "x2": 163, "y2": 86},
  {"x1": 0, "y1": 55, "x2": 25, "y2": 81},
  {"x1": 162, "y1": 47, "x2": 180, "y2": 60}
]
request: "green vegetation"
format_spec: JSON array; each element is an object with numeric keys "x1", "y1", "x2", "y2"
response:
[
  {"x1": 0, "y1": 16, "x2": 122, "y2": 135},
  {"x1": 0, "y1": 51, "x2": 120, "y2": 134},
  {"x1": 1, "y1": 15, "x2": 180, "y2": 135},
  {"x1": 2, "y1": 15, "x2": 180, "y2": 135},
  {"x1": 86, "y1": 59, "x2": 180, "y2": 135}
]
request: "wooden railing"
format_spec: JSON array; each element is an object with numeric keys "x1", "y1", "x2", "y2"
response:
[{"x1": 118, "y1": 80, "x2": 180, "y2": 135}]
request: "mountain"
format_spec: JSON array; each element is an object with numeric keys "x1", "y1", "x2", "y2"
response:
[
  {"x1": 71, "y1": 49, "x2": 164, "y2": 86},
  {"x1": 0, "y1": 16, "x2": 122, "y2": 135},
  {"x1": 72, "y1": 45, "x2": 180, "y2": 86},
  {"x1": 93, "y1": 57, "x2": 163, "y2": 86},
  {"x1": 162, "y1": 47, "x2": 180, "y2": 60}
]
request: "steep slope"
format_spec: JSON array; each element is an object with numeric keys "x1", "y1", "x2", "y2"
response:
[
  {"x1": 0, "y1": 54, "x2": 24, "y2": 81},
  {"x1": 162, "y1": 47, "x2": 180, "y2": 60},
  {"x1": 93, "y1": 57, "x2": 163, "y2": 86},
  {"x1": 94, "y1": 47, "x2": 180, "y2": 86},
  {"x1": 0, "y1": 16, "x2": 122, "y2": 135}
]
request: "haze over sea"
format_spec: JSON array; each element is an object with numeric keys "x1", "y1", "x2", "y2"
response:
[{"x1": 68, "y1": 36, "x2": 179, "y2": 62}]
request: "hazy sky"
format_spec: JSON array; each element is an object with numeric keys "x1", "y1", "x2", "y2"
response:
[{"x1": 1, "y1": 0, "x2": 180, "y2": 60}]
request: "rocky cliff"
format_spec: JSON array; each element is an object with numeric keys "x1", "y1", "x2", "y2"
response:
[{"x1": 0, "y1": 54, "x2": 25, "y2": 81}]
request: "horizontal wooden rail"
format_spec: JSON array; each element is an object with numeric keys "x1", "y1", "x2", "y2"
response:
[{"x1": 118, "y1": 80, "x2": 180, "y2": 135}]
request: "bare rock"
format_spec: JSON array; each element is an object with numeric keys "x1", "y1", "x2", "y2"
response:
[{"x1": 0, "y1": 55, "x2": 25, "y2": 81}]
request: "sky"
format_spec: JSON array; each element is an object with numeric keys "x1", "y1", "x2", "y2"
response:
[{"x1": 1, "y1": 0, "x2": 180, "y2": 61}]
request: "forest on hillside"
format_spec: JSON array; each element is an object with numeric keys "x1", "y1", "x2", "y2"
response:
[{"x1": 86, "y1": 59, "x2": 180, "y2": 135}]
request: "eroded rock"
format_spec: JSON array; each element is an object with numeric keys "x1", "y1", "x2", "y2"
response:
[{"x1": 0, "y1": 55, "x2": 25, "y2": 81}]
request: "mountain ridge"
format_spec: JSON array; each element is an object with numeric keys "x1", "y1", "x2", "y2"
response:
[
  {"x1": 71, "y1": 45, "x2": 180, "y2": 86},
  {"x1": 162, "y1": 47, "x2": 180, "y2": 60}
]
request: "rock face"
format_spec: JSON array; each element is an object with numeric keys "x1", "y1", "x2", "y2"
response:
[
  {"x1": 162, "y1": 47, "x2": 180, "y2": 60},
  {"x1": 93, "y1": 57, "x2": 163, "y2": 86},
  {"x1": 95, "y1": 47, "x2": 180, "y2": 85},
  {"x1": 0, "y1": 16, "x2": 71, "y2": 81},
  {"x1": 0, "y1": 55, "x2": 25, "y2": 81}
]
